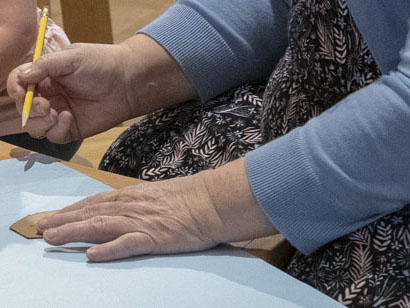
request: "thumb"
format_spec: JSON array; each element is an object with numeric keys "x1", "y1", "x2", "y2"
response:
[
  {"x1": 18, "y1": 46, "x2": 83, "y2": 84},
  {"x1": 86, "y1": 233, "x2": 155, "y2": 262}
]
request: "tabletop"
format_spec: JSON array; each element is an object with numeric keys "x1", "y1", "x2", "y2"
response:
[
  {"x1": 0, "y1": 140, "x2": 140, "y2": 190},
  {"x1": 0, "y1": 143, "x2": 344, "y2": 307}
]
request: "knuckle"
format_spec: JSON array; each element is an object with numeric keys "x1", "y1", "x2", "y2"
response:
[
  {"x1": 35, "y1": 54, "x2": 52, "y2": 68},
  {"x1": 90, "y1": 216, "x2": 106, "y2": 232},
  {"x1": 111, "y1": 190, "x2": 121, "y2": 202},
  {"x1": 139, "y1": 233, "x2": 156, "y2": 253},
  {"x1": 144, "y1": 234, "x2": 156, "y2": 252},
  {"x1": 119, "y1": 233, "x2": 156, "y2": 256},
  {"x1": 67, "y1": 42, "x2": 86, "y2": 50},
  {"x1": 121, "y1": 234, "x2": 138, "y2": 252},
  {"x1": 80, "y1": 206, "x2": 94, "y2": 221}
]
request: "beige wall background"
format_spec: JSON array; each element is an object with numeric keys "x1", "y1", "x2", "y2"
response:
[{"x1": 48, "y1": 0, "x2": 174, "y2": 43}]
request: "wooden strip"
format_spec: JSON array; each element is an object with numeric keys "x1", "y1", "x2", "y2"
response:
[
  {"x1": 60, "y1": 0, "x2": 113, "y2": 44},
  {"x1": 62, "y1": 161, "x2": 141, "y2": 190},
  {"x1": 37, "y1": 0, "x2": 50, "y2": 9},
  {"x1": 0, "y1": 141, "x2": 140, "y2": 190}
]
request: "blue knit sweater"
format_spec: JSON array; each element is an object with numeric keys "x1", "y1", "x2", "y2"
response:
[{"x1": 141, "y1": 1, "x2": 410, "y2": 254}]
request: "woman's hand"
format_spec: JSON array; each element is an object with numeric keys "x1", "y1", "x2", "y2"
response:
[
  {"x1": 7, "y1": 43, "x2": 132, "y2": 143},
  {"x1": 38, "y1": 176, "x2": 220, "y2": 262},
  {"x1": 37, "y1": 158, "x2": 276, "y2": 262},
  {"x1": 7, "y1": 34, "x2": 196, "y2": 143}
]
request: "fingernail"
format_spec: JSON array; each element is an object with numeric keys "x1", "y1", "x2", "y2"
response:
[
  {"x1": 39, "y1": 107, "x2": 48, "y2": 116},
  {"x1": 87, "y1": 247, "x2": 98, "y2": 260},
  {"x1": 44, "y1": 229, "x2": 57, "y2": 240},
  {"x1": 22, "y1": 68, "x2": 32, "y2": 76}
]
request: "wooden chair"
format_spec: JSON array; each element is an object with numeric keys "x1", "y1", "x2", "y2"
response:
[{"x1": 37, "y1": 0, "x2": 113, "y2": 44}]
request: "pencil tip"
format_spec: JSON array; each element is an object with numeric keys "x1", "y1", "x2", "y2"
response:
[{"x1": 22, "y1": 113, "x2": 28, "y2": 129}]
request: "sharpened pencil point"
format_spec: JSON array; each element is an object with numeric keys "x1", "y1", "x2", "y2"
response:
[{"x1": 22, "y1": 113, "x2": 29, "y2": 129}]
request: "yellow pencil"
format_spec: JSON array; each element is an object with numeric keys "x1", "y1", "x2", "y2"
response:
[{"x1": 22, "y1": 6, "x2": 49, "y2": 128}]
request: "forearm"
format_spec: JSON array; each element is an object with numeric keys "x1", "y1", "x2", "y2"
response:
[
  {"x1": 245, "y1": 26, "x2": 410, "y2": 255},
  {"x1": 141, "y1": 0, "x2": 289, "y2": 101},
  {"x1": 120, "y1": 34, "x2": 196, "y2": 117}
]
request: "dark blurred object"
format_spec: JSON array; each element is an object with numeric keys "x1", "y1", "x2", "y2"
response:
[{"x1": 0, "y1": 133, "x2": 81, "y2": 161}]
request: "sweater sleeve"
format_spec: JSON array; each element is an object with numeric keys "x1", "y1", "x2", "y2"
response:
[
  {"x1": 245, "y1": 21, "x2": 410, "y2": 255},
  {"x1": 140, "y1": 0, "x2": 290, "y2": 102}
]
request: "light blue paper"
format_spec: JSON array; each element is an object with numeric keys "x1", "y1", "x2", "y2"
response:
[{"x1": 0, "y1": 156, "x2": 344, "y2": 308}]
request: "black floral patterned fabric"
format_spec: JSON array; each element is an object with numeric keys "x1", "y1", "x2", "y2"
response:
[
  {"x1": 261, "y1": 0, "x2": 380, "y2": 142},
  {"x1": 100, "y1": 81, "x2": 267, "y2": 180},
  {"x1": 288, "y1": 205, "x2": 410, "y2": 308},
  {"x1": 100, "y1": 0, "x2": 410, "y2": 306}
]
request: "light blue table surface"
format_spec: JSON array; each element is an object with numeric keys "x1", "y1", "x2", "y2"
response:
[{"x1": 0, "y1": 156, "x2": 345, "y2": 308}]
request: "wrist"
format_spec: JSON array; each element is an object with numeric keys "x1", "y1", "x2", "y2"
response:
[
  {"x1": 119, "y1": 34, "x2": 197, "y2": 118},
  {"x1": 193, "y1": 158, "x2": 276, "y2": 245}
]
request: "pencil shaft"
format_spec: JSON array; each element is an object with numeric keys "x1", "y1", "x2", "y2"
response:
[{"x1": 22, "y1": 7, "x2": 49, "y2": 128}]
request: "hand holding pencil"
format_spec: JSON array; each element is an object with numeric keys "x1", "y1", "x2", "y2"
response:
[
  {"x1": 21, "y1": 6, "x2": 49, "y2": 128},
  {"x1": 8, "y1": 33, "x2": 187, "y2": 144},
  {"x1": 9, "y1": 42, "x2": 135, "y2": 143}
]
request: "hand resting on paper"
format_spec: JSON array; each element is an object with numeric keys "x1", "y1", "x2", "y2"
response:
[{"x1": 37, "y1": 158, "x2": 276, "y2": 262}]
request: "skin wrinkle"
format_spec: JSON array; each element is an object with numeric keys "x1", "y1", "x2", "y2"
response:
[
  {"x1": 124, "y1": 232, "x2": 155, "y2": 255},
  {"x1": 119, "y1": 41, "x2": 141, "y2": 118},
  {"x1": 178, "y1": 176, "x2": 220, "y2": 245},
  {"x1": 199, "y1": 172, "x2": 228, "y2": 241},
  {"x1": 170, "y1": 207, "x2": 214, "y2": 247},
  {"x1": 157, "y1": 187, "x2": 214, "y2": 246},
  {"x1": 80, "y1": 205, "x2": 97, "y2": 222},
  {"x1": 89, "y1": 216, "x2": 109, "y2": 241}
]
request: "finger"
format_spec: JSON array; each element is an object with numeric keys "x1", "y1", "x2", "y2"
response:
[
  {"x1": 45, "y1": 111, "x2": 75, "y2": 144},
  {"x1": 38, "y1": 201, "x2": 123, "y2": 232},
  {"x1": 28, "y1": 97, "x2": 51, "y2": 118},
  {"x1": 15, "y1": 89, "x2": 54, "y2": 117},
  {"x1": 58, "y1": 190, "x2": 119, "y2": 214},
  {"x1": 12, "y1": 79, "x2": 62, "y2": 116},
  {"x1": 37, "y1": 191, "x2": 118, "y2": 233},
  {"x1": 7, "y1": 63, "x2": 33, "y2": 105},
  {"x1": 15, "y1": 96, "x2": 49, "y2": 117},
  {"x1": 36, "y1": 77, "x2": 68, "y2": 98},
  {"x1": 39, "y1": 95, "x2": 76, "y2": 117},
  {"x1": 37, "y1": 191, "x2": 118, "y2": 232},
  {"x1": 18, "y1": 49, "x2": 83, "y2": 85},
  {"x1": 24, "y1": 109, "x2": 58, "y2": 138},
  {"x1": 86, "y1": 232, "x2": 155, "y2": 262},
  {"x1": 43, "y1": 216, "x2": 131, "y2": 245}
]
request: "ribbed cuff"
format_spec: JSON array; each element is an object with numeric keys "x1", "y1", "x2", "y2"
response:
[
  {"x1": 245, "y1": 129, "x2": 355, "y2": 255},
  {"x1": 140, "y1": 4, "x2": 241, "y2": 102}
]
